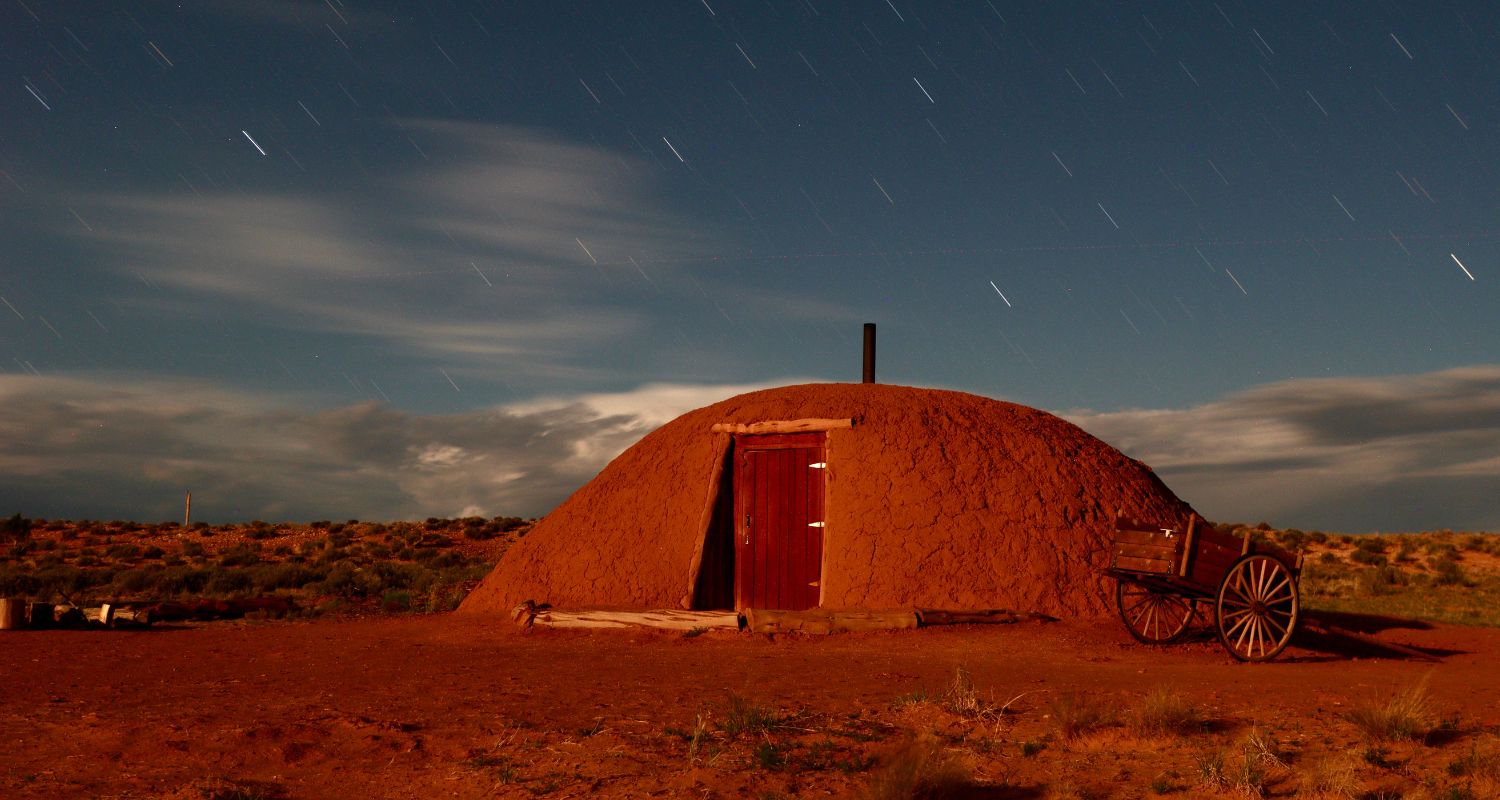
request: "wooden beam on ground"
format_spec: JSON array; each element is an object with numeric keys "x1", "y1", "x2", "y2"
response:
[
  {"x1": 915, "y1": 608, "x2": 1057, "y2": 626},
  {"x1": 514, "y1": 604, "x2": 741, "y2": 631},
  {"x1": 742, "y1": 608, "x2": 918, "y2": 634},
  {"x1": 709, "y1": 418, "x2": 854, "y2": 435}
]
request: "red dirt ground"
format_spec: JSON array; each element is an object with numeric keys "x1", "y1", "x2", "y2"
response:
[{"x1": 2, "y1": 613, "x2": 1496, "y2": 799}]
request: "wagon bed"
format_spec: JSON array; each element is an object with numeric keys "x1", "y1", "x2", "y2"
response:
[{"x1": 1105, "y1": 514, "x2": 1304, "y2": 661}]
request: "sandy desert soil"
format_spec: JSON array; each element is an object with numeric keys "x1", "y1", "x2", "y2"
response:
[{"x1": 2, "y1": 612, "x2": 1497, "y2": 799}]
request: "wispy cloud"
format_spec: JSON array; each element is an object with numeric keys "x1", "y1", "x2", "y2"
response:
[
  {"x1": 77, "y1": 123, "x2": 712, "y2": 377},
  {"x1": 1067, "y1": 365, "x2": 1500, "y2": 532},
  {"x1": 0, "y1": 374, "x2": 783, "y2": 522},
  {"x1": 5, "y1": 367, "x2": 1498, "y2": 530}
]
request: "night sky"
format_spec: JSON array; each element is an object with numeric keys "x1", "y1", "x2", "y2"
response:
[{"x1": 4, "y1": 1, "x2": 1499, "y2": 530}]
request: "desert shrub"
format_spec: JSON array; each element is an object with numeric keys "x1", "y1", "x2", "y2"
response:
[
  {"x1": 140, "y1": 545, "x2": 164, "y2": 560},
  {"x1": 250, "y1": 563, "x2": 323, "y2": 591},
  {"x1": 721, "y1": 695, "x2": 785, "y2": 739},
  {"x1": 218, "y1": 544, "x2": 261, "y2": 567},
  {"x1": 328, "y1": 529, "x2": 353, "y2": 547},
  {"x1": 190, "y1": 521, "x2": 209, "y2": 531},
  {"x1": 365, "y1": 561, "x2": 420, "y2": 592},
  {"x1": 1131, "y1": 687, "x2": 1202, "y2": 737},
  {"x1": 1350, "y1": 549, "x2": 1387, "y2": 566},
  {"x1": 1302, "y1": 756, "x2": 1360, "y2": 798},
  {"x1": 1346, "y1": 679, "x2": 1433, "y2": 742},
  {"x1": 939, "y1": 665, "x2": 995, "y2": 720},
  {"x1": 310, "y1": 520, "x2": 331, "y2": 530},
  {"x1": 0, "y1": 565, "x2": 39, "y2": 595},
  {"x1": 1050, "y1": 692, "x2": 1113, "y2": 741},
  {"x1": 112, "y1": 568, "x2": 160, "y2": 594},
  {"x1": 1359, "y1": 566, "x2": 1408, "y2": 595},
  {"x1": 858, "y1": 735, "x2": 972, "y2": 798},
  {"x1": 1357, "y1": 537, "x2": 1388, "y2": 554},
  {"x1": 381, "y1": 590, "x2": 412, "y2": 612},
  {"x1": 105, "y1": 543, "x2": 141, "y2": 560},
  {"x1": 205, "y1": 568, "x2": 252, "y2": 595},
  {"x1": 152, "y1": 566, "x2": 210, "y2": 595},
  {"x1": 1278, "y1": 529, "x2": 1306, "y2": 550},
  {"x1": 1433, "y1": 559, "x2": 1469, "y2": 587},
  {"x1": 462, "y1": 522, "x2": 496, "y2": 540},
  {"x1": 245, "y1": 524, "x2": 276, "y2": 540},
  {"x1": 315, "y1": 565, "x2": 377, "y2": 598},
  {"x1": 1, "y1": 513, "x2": 31, "y2": 543},
  {"x1": 158, "y1": 521, "x2": 179, "y2": 531},
  {"x1": 180, "y1": 540, "x2": 205, "y2": 558}
]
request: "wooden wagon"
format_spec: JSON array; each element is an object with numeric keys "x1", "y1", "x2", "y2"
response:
[{"x1": 1105, "y1": 515, "x2": 1304, "y2": 662}]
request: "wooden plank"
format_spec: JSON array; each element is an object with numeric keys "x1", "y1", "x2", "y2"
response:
[
  {"x1": 743, "y1": 608, "x2": 918, "y2": 635},
  {"x1": 1112, "y1": 542, "x2": 1177, "y2": 560},
  {"x1": 1112, "y1": 555, "x2": 1175, "y2": 574},
  {"x1": 524, "y1": 607, "x2": 741, "y2": 631},
  {"x1": 711, "y1": 418, "x2": 853, "y2": 434},
  {"x1": 1113, "y1": 528, "x2": 1179, "y2": 545},
  {"x1": 1179, "y1": 517, "x2": 1198, "y2": 577}
]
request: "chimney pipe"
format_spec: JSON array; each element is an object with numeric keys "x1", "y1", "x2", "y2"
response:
[{"x1": 862, "y1": 323, "x2": 876, "y2": 384}]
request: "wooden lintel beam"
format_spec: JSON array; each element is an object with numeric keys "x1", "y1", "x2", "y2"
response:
[{"x1": 709, "y1": 418, "x2": 854, "y2": 435}]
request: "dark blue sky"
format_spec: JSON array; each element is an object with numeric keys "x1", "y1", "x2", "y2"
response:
[{"x1": 3, "y1": 1, "x2": 1499, "y2": 528}]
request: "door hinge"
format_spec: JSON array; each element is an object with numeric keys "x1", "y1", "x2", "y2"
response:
[
  {"x1": 808, "y1": 521, "x2": 825, "y2": 528},
  {"x1": 809, "y1": 462, "x2": 827, "y2": 468}
]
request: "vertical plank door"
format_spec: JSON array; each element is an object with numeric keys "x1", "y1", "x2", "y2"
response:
[{"x1": 734, "y1": 433, "x2": 825, "y2": 610}]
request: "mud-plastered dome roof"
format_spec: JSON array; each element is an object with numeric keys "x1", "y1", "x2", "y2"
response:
[{"x1": 459, "y1": 383, "x2": 1195, "y2": 618}]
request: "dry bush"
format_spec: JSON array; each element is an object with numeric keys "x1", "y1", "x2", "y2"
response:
[
  {"x1": 1043, "y1": 781, "x2": 1090, "y2": 799},
  {"x1": 1345, "y1": 677, "x2": 1435, "y2": 742},
  {"x1": 857, "y1": 734, "x2": 971, "y2": 800},
  {"x1": 1300, "y1": 756, "x2": 1360, "y2": 798},
  {"x1": 1049, "y1": 692, "x2": 1113, "y2": 741},
  {"x1": 1129, "y1": 687, "x2": 1202, "y2": 737}
]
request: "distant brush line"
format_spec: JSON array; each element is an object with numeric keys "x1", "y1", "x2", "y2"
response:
[{"x1": 299, "y1": 228, "x2": 1500, "y2": 281}]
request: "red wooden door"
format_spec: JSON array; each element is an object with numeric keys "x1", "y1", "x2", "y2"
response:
[{"x1": 733, "y1": 433, "x2": 825, "y2": 610}]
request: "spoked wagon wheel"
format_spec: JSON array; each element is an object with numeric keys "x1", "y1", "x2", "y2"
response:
[
  {"x1": 1116, "y1": 581, "x2": 1196, "y2": 644},
  {"x1": 1215, "y1": 554, "x2": 1299, "y2": 662}
]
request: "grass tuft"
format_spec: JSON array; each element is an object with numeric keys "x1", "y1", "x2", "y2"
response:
[
  {"x1": 1130, "y1": 687, "x2": 1202, "y2": 738},
  {"x1": 1049, "y1": 691, "x2": 1112, "y2": 741},
  {"x1": 721, "y1": 695, "x2": 784, "y2": 740},
  {"x1": 857, "y1": 735, "x2": 971, "y2": 800},
  {"x1": 1300, "y1": 756, "x2": 1360, "y2": 798},
  {"x1": 1345, "y1": 677, "x2": 1435, "y2": 742}
]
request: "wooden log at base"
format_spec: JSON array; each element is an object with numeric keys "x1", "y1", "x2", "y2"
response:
[
  {"x1": 915, "y1": 608, "x2": 1059, "y2": 626},
  {"x1": 743, "y1": 608, "x2": 918, "y2": 635},
  {"x1": 511, "y1": 602, "x2": 741, "y2": 632},
  {"x1": 0, "y1": 598, "x2": 25, "y2": 630}
]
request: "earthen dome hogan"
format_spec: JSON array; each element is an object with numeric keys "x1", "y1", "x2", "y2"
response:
[{"x1": 459, "y1": 383, "x2": 1197, "y2": 618}]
